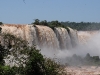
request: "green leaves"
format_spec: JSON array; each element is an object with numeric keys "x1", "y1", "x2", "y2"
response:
[
  {"x1": 0, "y1": 22, "x2": 3, "y2": 25},
  {"x1": 0, "y1": 65, "x2": 16, "y2": 75},
  {"x1": 0, "y1": 33, "x2": 64, "y2": 75}
]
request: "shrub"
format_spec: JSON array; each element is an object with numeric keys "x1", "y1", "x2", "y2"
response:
[
  {"x1": 0, "y1": 33, "x2": 65, "y2": 75},
  {"x1": 25, "y1": 47, "x2": 63, "y2": 75},
  {"x1": 0, "y1": 65, "x2": 16, "y2": 75}
]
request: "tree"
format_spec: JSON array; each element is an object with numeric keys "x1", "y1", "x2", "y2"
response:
[
  {"x1": 0, "y1": 45, "x2": 8, "y2": 65},
  {"x1": 32, "y1": 19, "x2": 40, "y2": 25},
  {"x1": 50, "y1": 20, "x2": 61, "y2": 27},
  {"x1": 85, "y1": 53, "x2": 91, "y2": 60},
  {"x1": 92, "y1": 56, "x2": 99, "y2": 62},
  {"x1": 0, "y1": 27, "x2": 8, "y2": 65},
  {"x1": 0, "y1": 22, "x2": 3, "y2": 25},
  {"x1": 0, "y1": 28, "x2": 16, "y2": 75},
  {"x1": 25, "y1": 47, "x2": 63, "y2": 75},
  {"x1": 40, "y1": 20, "x2": 48, "y2": 26},
  {"x1": 0, "y1": 32, "x2": 64, "y2": 75}
]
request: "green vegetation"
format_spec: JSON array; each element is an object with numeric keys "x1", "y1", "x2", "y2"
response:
[
  {"x1": 32, "y1": 19, "x2": 66, "y2": 29},
  {"x1": 32, "y1": 19, "x2": 100, "y2": 30},
  {"x1": 66, "y1": 53, "x2": 100, "y2": 66},
  {"x1": 0, "y1": 22, "x2": 3, "y2": 25},
  {"x1": 61, "y1": 21, "x2": 100, "y2": 31},
  {"x1": 0, "y1": 28, "x2": 16, "y2": 75},
  {"x1": 25, "y1": 47, "x2": 64, "y2": 75},
  {"x1": 0, "y1": 31, "x2": 65, "y2": 75},
  {"x1": 0, "y1": 45, "x2": 7, "y2": 65},
  {"x1": 0, "y1": 66, "x2": 16, "y2": 75},
  {"x1": 84, "y1": 53, "x2": 100, "y2": 65}
]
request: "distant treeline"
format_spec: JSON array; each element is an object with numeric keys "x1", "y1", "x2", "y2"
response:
[
  {"x1": 61, "y1": 21, "x2": 100, "y2": 31},
  {"x1": 1, "y1": 20, "x2": 100, "y2": 31},
  {"x1": 32, "y1": 19, "x2": 100, "y2": 31}
]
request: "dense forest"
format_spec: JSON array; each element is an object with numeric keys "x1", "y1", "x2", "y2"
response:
[{"x1": 32, "y1": 19, "x2": 100, "y2": 31}]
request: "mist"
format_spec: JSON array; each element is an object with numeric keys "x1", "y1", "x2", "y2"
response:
[
  {"x1": 1, "y1": 24, "x2": 100, "y2": 66},
  {"x1": 40, "y1": 30, "x2": 100, "y2": 65}
]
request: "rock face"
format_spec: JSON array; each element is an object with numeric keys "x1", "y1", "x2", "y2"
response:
[{"x1": 0, "y1": 24, "x2": 79, "y2": 50}]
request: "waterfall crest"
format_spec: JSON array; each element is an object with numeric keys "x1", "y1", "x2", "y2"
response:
[{"x1": 0, "y1": 24, "x2": 79, "y2": 50}]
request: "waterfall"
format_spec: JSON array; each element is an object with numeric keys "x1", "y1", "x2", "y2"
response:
[
  {"x1": 54, "y1": 27, "x2": 72, "y2": 50},
  {"x1": 28, "y1": 25, "x2": 38, "y2": 46},
  {"x1": 0, "y1": 24, "x2": 79, "y2": 50},
  {"x1": 67, "y1": 27, "x2": 79, "y2": 47},
  {"x1": 35, "y1": 25, "x2": 59, "y2": 50},
  {"x1": 2, "y1": 24, "x2": 99, "y2": 67},
  {"x1": 1, "y1": 24, "x2": 27, "y2": 40}
]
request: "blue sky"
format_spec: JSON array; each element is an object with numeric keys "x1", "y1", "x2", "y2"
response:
[{"x1": 0, "y1": 0, "x2": 100, "y2": 24}]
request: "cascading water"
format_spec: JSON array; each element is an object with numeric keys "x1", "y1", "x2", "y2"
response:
[
  {"x1": 28, "y1": 25, "x2": 38, "y2": 46},
  {"x1": 67, "y1": 27, "x2": 79, "y2": 47},
  {"x1": 35, "y1": 25, "x2": 60, "y2": 50},
  {"x1": 54, "y1": 27, "x2": 72, "y2": 50},
  {"x1": 0, "y1": 24, "x2": 79, "y2": 50},
  {"x1": 1, "y1": 23, "x2": 100, "y2": 73},
  {"x1": 1, "y1": 24, "x2": 27, "y2": 40},
  {"x1": 0, "y1": 24, "x2": 80, "y2": 66}
]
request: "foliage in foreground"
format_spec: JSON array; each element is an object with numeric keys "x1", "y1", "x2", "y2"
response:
[
  {"x1": 0, "y1": 65, "x2": 16, "y2": 75},
  {"x1": 0, "y1": 33, "x2": 64, "y2": 75},
  {"x1": 24, "y1": 47, "x2": 64, "y2": 75}
]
